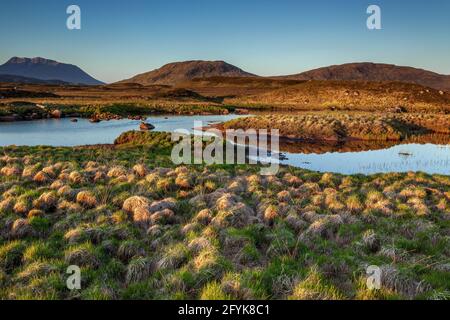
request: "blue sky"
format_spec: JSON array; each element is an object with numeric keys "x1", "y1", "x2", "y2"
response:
[{"x1": 1, "y1": 0, "x2": 449, "y2": 83}]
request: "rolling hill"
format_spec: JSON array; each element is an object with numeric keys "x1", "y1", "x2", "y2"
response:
[
  {"x1": 118, "y1": 60, "x2": 256, "y2": 86},
  {"x1": 0, "y1": 74, "x2": 68, "y2": 85},
  {"x1": 276, "y1": 62, "x2": 450, "y2": 91},
  {"x1": 224, "y1": 80, "x2": 450, "y2": 113},
  {"x1": 0, "y1": 57, "x2": 104, "y2": 85}
]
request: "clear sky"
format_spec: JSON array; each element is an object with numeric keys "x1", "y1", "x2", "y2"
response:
[{"x1": 1, "y1": 0, "x2": 449, "y2": 83}]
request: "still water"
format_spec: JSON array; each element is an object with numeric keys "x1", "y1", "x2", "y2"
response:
[{"x1": 0, "y1": 116, "x2": 448, "y2": 175}]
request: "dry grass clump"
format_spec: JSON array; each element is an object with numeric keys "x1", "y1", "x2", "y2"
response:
[
  {"x1": 149, "y1": 198, "x2": 177, "y2": 213},
  {"x1": 33, "y1": 171, "x2": 52, "y2": 184},
  {"x1": 365, "y1": 190, "x2": 393, "y2": 215},
  {"x1": 107, "y1": 166, "x2": 128, "y2": 178},
  {"x1": 211, "y1": 199, "x2": 255, "y2": 228},
  {"x1": 126, "y1": 256, "x2": 152, "y2": 284},
  {"x1": 346, "y1": 194, "x2": 364, "y2": 213},
  {"x1": 15, "y1": 261, "x2": 57, "y2": 282},
  {"x1": 122, "y1": 196, "x2": 151, "y2": 213},
  {"x1": 27, "y1": 209, "x2": 44, "y2": 218},
  {"x1": 289, "y1": 267, "x2": 344, "y2": 300},
  {"x1": 57, "y1": 185, "x2": 77, "y2": 200},
  {"x1": 362, "y1": 229, "x2": 381, "y2": 253},
  {"x1": 11, "y1": 218, "x2": 34, "y2": 238},
  {"x1": 193, "y1": 247, "x2": 220, "y2": 271},
  {"x1": 69, "y1": 171, "x2": 84, "y2": 184},
  {"x1": 300, "y1": 215, "x2": 343, "y2": 241},
  {"x1": 323, "y1": 188, "x2": 345, "y2": 212},
  {"x1": 13, "y1": 197, "x2": 31, "y2": 215},
  {"x1": 407, "y1": 197, "x2": 430, "y2": 216},
  {"x1": 76, "y1": 191, "x2": 97, "y2": 208},
  {"x1": 379, "y1": 265, "x2": 431, "y2": 298},
  {"x1": 56, "y1": 200, "x2": 82, "y2": 213},
  {"x1": 0, "y1": 197, "x2": 15, "y2": 213},
  {"x1": 263, "y1": 205, "x2": 279, "y2": 222},
  {"x1": 132, "y1": 164, "x2": 148, "y2": 178},
  {"x1": 33, "y1": 192, "x2": 58, "y2": 212},
  {"x1": 41, "y1": 166, "x2": 57, "y2": 179},
  {"x1": 64, "y1": 243, "x2": 99, "y2": 268},
  {"x1": 175, "y1": 174, "x2": 192, "y2": 189},
  {"x1": 194, "y1": 209, "x2": 213, "y2": 225},
  {"x1": 156, "y1": 243, "x2": 189, "y2": 270},
  {"x1": 150, "y1": 208, "x2": 175, "y2": 225},
  {"x1": 0, "y1": 143, "x2": 449, "y2": 300},
  {"x1": 22, "y1": 164, "x2": 41, "y2": 178},
  {"x1": 188, "y1": 237, "x2": 213, "y2": 254},
  {"x1": 1, "y1": 166, "x2": 21, "y2": 177}
]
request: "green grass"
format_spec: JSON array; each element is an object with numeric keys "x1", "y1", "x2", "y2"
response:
[{"x1": 0, "y1": 131, "x2": 449, "y2": 300}]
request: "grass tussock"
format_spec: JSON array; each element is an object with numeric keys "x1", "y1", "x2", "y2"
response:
[{"x1": 0, "y1": 132, "x2": 449, "y2": 300}]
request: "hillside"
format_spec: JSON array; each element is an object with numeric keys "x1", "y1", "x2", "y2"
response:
[
  {"x1": 118, "y1": 60, "x2": 256, "y2": 86},
  {"x1": 0, "y1": 74, "x2": 68, "y2": 85},
  {"x1": 276, "y1": 62, "x2": 450, "y2": 91},
  {"x1": 225, "y1": 80, "x2": 450, "y2": 113},
  {"x1": 0, "y1": 57, "x2": 104, "y2": 85},
  {"x1": 178, "y1": 76, "x2": 306, "y2": 97}
]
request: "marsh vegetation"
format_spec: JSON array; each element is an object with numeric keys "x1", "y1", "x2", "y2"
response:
[{"x1": 0, "y1": 132, "x2": 449, "y2": 300}]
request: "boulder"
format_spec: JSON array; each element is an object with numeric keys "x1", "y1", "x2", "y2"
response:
[
  {"x1": 51, "y1": 110, "x2": 62, "y2": 118},
  {"x1": 139, "y1": 122, "x2": 155, "y2": 131}
]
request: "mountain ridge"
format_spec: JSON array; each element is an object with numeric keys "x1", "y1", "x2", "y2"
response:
[
  {"x1": 275, "y1": 62, "x2": 450, "y2": 91},
  {"x1": 0, "y1": 74, "x2": 69, "y2": 85},
  {"x1": 0, "y1": 57, "x2": 104, "y2": 85},
  {"x1": 117, "y1": 60, "x2": 256, "y2": 86}
]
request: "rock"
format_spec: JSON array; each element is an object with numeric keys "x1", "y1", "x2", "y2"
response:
[
  {"x1": 71, "y1": 118, "x2": 78, "y2": 122},
  {"x1": 439, "y1": 90, "x2": 444, "y2": 95},
  {"x1": 51, "y1": 110, "x2": 62, "y2": 118},
  {"x1": 139, "y1": 122, "x2": 155, "y2": 131},
  {"x1": 89, "y1": 118, "x2": 101, "y2": 123}
]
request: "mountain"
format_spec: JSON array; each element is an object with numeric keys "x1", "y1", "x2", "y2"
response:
[
  {"x1": 276, "y1": 63, "x2": 450, "y2": 91},
  {"x1": 0, "y1": 57, "x2": 104, "y2": 85},
  {"x1": 0, "y1": 74, "x2": 68, "y2": 85},
  {"x1": 118, "y1": 60, "x2": 256, "y2": 86}
]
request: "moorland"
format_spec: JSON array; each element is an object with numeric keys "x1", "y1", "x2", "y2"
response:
[{"x1": 0, "y1": 59, "x2": 449, "y2": 300}]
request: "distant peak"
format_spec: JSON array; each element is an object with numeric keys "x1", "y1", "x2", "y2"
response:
[
  {"x1": 0, "y1": 56, "x2": 104, "y2": 85},
  {"x1": 6, "y1": 57, "x2": 60, "y2": 65}
]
